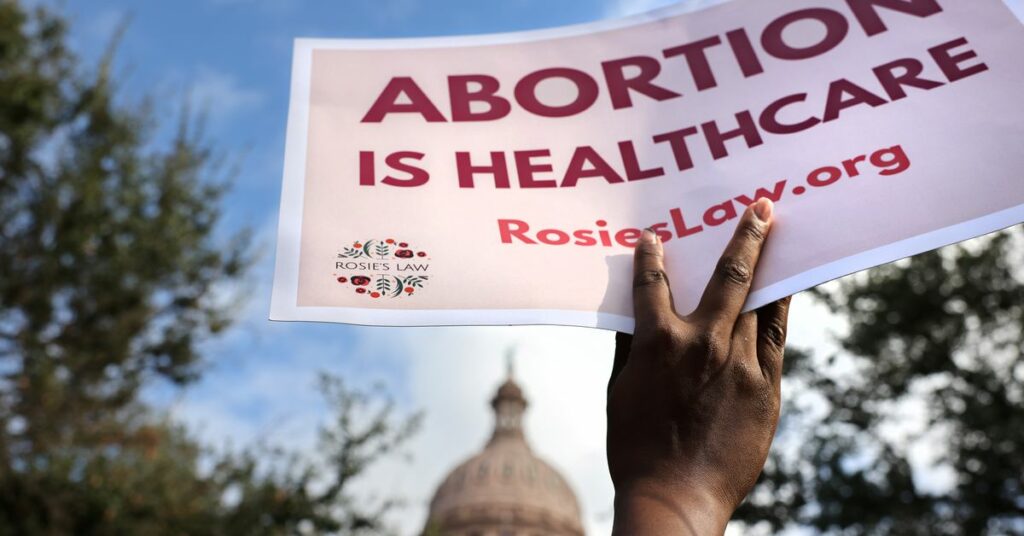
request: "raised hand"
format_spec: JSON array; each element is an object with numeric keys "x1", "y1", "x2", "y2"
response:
[{"x1": 608, "y1": 199, "x2": 791, "y2": 535}]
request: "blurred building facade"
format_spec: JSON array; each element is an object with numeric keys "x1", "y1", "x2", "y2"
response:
[{"x1": 422, "y1": 363, "x2": 585, "y2": 536}]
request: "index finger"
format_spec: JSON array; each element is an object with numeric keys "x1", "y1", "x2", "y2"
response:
[
  {"x1": 632, "y1": 228, "x2": 674, "y2": 331},
  {"x1": 692, "y1": 199, "x2": 774, "y2": 331}
]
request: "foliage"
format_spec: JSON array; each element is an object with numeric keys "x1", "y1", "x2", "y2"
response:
[
  {"x1": 0, "y1": 0, "x2": 248, "y2": 456},
  {"x1": 736, "y1": 228, "x2": 1024, "y2": 535},
  {"x1": 0, "y1": 375, "x2": 422, "y2": 535},
  {"x1": 0, "y1": 2, "x2": 421, "y2": 534}
]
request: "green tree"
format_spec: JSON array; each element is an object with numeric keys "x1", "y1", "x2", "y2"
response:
[
  {"x1": 735, "y1": 227, "x2": 1024, "y2": 535},
  {"x1": 0, "y1": 2, "x2": 421, "y2": 534},
  {"x1": 0, "y1": 374, "x2": 422, "y2": 535},
  {"x1": 0, "y1": 0, "x2": 249, "y2": 457}
]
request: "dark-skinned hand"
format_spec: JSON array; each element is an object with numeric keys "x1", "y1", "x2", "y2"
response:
[{"x1": 607, "y1": 199, "x2": 791, "y2": 535}]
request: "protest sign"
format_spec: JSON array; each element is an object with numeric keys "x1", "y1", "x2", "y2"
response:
[{"x1": 271, "y1": 0, "x2": 1024, "y2": 332}]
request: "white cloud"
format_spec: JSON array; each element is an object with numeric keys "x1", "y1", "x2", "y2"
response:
[
  {"x1": 168, "y1": 284, "x2": 837, "y2": 536},
  {"x1": 603, "y1": 0, "x2": 730, "y2": 19},
  {"x1": 162, "y1": 203, "x2": 842, "y2": 536},
  {"x1": 189, "y1": 70, "x2": 265, "y2": 126},
  {"x1": 349, "y1": 326, "x2": 617, "y2": 535},
  {"x1": 286, "y1": 293, "x2": 829, "y2": 536},
  {"x1": 166, "y1": 323, "x2": 616, "y2": 534}
]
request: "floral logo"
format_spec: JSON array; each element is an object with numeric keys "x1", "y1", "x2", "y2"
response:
[{"x1": 334, "y1": 239, "x2": 430, "y2": 299}]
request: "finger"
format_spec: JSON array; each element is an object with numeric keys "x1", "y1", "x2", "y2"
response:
[
  {"x1": 608, "y1": 332, "x2": 632, "y2": 397},
  {"x1": 693, "y1": 199, "x2": 774, "y2": 332},
  {"x1": 731, "y1": 311, "x2": 758, "y2": 359},
  {"x1": 632, "y1": 228, "x2": 674, "y2": 331},
  {"x1": 756, "y1": 296, "x2": 792, "y2": 384}
]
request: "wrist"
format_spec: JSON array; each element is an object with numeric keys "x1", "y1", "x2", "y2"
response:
[{"x1": 612, "y1": 478, "x2": 734, "y2": 536}]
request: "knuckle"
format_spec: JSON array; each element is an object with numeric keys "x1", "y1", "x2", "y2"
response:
[
  {"x1": 646, "y1": 322, "x2": 677, "y2": 347},
  {"x1": 691, "y1": 330, "x2": 725, "y2": 359},
  {"x1": 690, "y1": 330, "x2": 712, "y2": 353},
  {"x1": 734, "y1": 361, "x2": 765, "y2": 393},
  {"x1": 759, "y1": 355, "x2": 781, "y2": 380},
  {"x1": 633, "y1": 269, "x2": 668, "y2": 290},
  {"x1": 762, "y1": 320, "x2": 788, "y2": 351},
  {"x1": 635, "y1": 247, "x2": 663, "y2": 261},
  {"x1": 717, "y1": 257, "x2": 752, "y2": 286},
  {"x1": 739, "y1": 221, "x2": 767, "y2": 243}
]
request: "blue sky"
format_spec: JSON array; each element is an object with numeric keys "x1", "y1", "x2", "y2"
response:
[{"x1": 43, "y1": 0, "x2": 1024, "y2": 534}]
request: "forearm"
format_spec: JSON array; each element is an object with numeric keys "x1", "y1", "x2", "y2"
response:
[{"x1": 612, "y1": 482, "x2": 732, "y2": 536}]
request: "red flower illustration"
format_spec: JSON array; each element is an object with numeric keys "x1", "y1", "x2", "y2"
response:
[
  {"x1": 371, "y1": 292, "x2": 381, "y2": 298},
  {"x1": 399, "y1": 242, "x2": 408, "y2": 248},
  {"x1": 351, "y1": 275, "x2": 371, "y2": 286},
  {"x1": 356, "y1": 288, "x2": 367, "y2": 294},
  {"x1": 417, "y1": 252, "x2": 427, "y2": 257},
  {"x1": 336, "y1": 277, "x2": 348, "y2": 283},
  {"x1": 395, "y1": 249, "x2": 413, "y2": 259}
]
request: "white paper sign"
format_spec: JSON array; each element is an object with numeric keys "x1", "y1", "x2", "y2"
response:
[{"x1": 271, "y1": 0, "x2": 1024, "y2": 332}]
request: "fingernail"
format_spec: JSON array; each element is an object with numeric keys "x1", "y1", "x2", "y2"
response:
[
  {"x1": 753, "y1": 199, "x2": 773, "y2": 222},
  {"x1": 641, "y1": 228, "x2": 657, "y2": 244}
]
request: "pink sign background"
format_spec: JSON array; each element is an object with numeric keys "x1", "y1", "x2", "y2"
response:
[{"x1": 272, "y1": 0, "x2": 1024, "y2": 332}]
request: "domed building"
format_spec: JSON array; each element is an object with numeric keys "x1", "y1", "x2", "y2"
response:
[{"x1": 422, "y1": 362, "x2": 585, "y2": 536}]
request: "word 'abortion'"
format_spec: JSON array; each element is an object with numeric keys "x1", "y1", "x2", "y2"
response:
[{"x1": 356, "y1": 1, "x2": 989, "y2": 190}]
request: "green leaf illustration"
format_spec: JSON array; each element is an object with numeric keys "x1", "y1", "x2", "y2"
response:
[{"x1": 402, "y1": 276, "x2": 427, "y2": 289}]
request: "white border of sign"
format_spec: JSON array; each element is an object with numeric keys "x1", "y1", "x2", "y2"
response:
[{"x1": 270, "y1": 3, "x2": 1024, "y2": 333}]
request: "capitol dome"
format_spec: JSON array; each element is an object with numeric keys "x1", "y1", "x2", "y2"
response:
[{"x1": 423, "y1": 363, "x2": 585, "y2": 536}]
